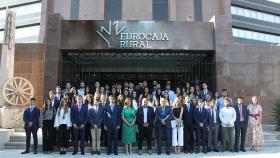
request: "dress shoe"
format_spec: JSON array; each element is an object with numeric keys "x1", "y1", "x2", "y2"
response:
[
  {"x1": 72, "y1": 152, "x2": 77, "y2": 155},
  {"x1": 33, "y1": 151, "x2": 37, "y2": 154},
  {"x1": 189, "y1": 149, "x2": 194, "y2": 153},
  {"x1": 91, "y1": 151, "x2": 95, "y2": 155},
  {"x1": 60, "y1": 151, "x2": 63, "y2": 155},
  {"x1": 114, "y1": 152, "x2": 118, "y2": 155},
  {"x1": 138, "y1": 150, "x2": 142, "y2": 155},
  {"x1": 148, "y1": 150, "x2": 153, "y2": 155},
  {"x1": 203, "y1": 148, "x2": 208, "y2": 154},
  {"x1": 157, "y1": 152, "x2": 161, "y2": 155},
  {"x1": 166, "y1": 151, "x2": 170, "y2": 155},
  {"x1": 214, "y1": 149, "x2": 219, "y2": 152},
  {"x1": 21, "y1": 151, "x2": 30, "y2": 154},
  {"x1": 235, "y1": 149, "x2": 239, "y2": 152},
  {"x1": 107, "y1": 152, "x2": 111, "y2": 155},
  {"x1": 241, "y1": 149, "x2": 246, "y2": 152},
  {"x1": 81, "y1": 152, "x2": 85, "y2": 155},
  {"x1": 97, "y1": 151, "x2": 101, "y2": 155}
]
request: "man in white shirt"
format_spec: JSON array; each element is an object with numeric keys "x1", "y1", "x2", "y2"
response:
[{"x1": 219, "y1": 98, "x2": 236, "y2": 152}]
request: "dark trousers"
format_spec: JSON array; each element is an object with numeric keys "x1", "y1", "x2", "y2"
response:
[
  {"x1": 184, "y1": 126, "x2": 194, "y2": 150},
  {"x1": 208, "y1": 124, "x2": 219, "y2": 150},
  {"x1": 156, "y1": 127, "x2": 171, "y2": 154},
  {"x1": 72, "y1": 127, "x2": 85, "y2": 153},
  {"x1": 107, "y1": 127, "x2": 118, "y2": 154},
  {"x1": 25, "y1": 126, "x2": 38, "y2": 152},
  {"x1": 85, "y1": 122, "x2": 92, "y2": 143},
  {"x1": 42, "y1": 120, "x2": 54, "y2": 151},
  {"x1": 57, "y1": 124, "x2": 69, "y2": 148},
  {"x1": 101, "y1": 124, "x2": 107, "y2": 146},
  {"x1": 138, "y1": 126, "x2": 153, "y2": 150},
  {"x1": 195, "y1": 126, "x2": 207, "y2": 147},
  {"x1": 235, "y1": 122, "x2": 247, "y2": 150}
]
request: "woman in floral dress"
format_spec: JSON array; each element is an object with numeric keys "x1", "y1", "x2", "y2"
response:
[{"x1": 245, "y1": 96, "x2": 264, "y2": 151}]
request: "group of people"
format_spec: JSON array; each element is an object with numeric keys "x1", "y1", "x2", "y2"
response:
[{"x1": 21, "y1": 80, "x2": 264, "y2": 155}]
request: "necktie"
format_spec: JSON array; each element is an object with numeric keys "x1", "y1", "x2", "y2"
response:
[
  {"x1": 200, "y1": 108, "x2": 202, "y2": 113},
  {"x1": 187, "y1": 104, "x2": 190, "y2": 112},
  {"x1": 211, "y1": 109, "x2": 214, "y2": 122},
  {"x1": 78, "y1": 105, "x2": 81, "y2": 111},
  {"x1": 240, "y1": 105, "x2": 244, "y2": 121}
]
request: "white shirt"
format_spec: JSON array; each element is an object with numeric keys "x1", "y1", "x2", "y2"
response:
[
  {"x1": 210, "y1": 108, "x2": 217, "y2": 123},
  {"x1": 148, "y1": 101, "x2": 154, "y2": 107},
  {"x1": 88, "y1": 104, "x2": 94, "y2": 110},
  {"x1": 204, "y1": 102, "x2": 210, "y2": 109},
  {"x1": 143, "y1": 106, "x2": 148, "y2": 123},
  {"x1": 219, "y1": 106, "x2": 236, "y2": 127},
  {"x1": 132, "y1": 99, "x2": 138, "y2": 110},
  {"x1": 54, "y1": 108, "x2": 72, "y2": 127}
]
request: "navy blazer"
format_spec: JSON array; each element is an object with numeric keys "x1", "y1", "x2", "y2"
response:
[
  {"x1": 23, "y1": 107, "x2": 40, "y2": 129},
  {"x1": 137, "y1": 106, "x2": 155, "y2": 128},
  {"x1": 103, "y1": 104, "x2": 121, "y2": 128},
  {"x1": 155, "y1": 106, "x2": 172, "y2": 129},
  {"x1": 207, "y1": 108, "x2": 220, "y2": 128},
  {"x1": 89, "y1": 106, "x2": 103, "y2": 128},
  {"x1": 193, "y1": 107, "x2": 208, "y2": 128},
  {"x1": 53, "y1": 94, "x2": 62, "y2": 110},
  {"x1": 71, "y1": 104, "x2": 88, "y2": 126},
  {"x1": 183, "y1": 103, "x2": 195, "y2": 128},
  {"x1": 198, "y1": 90, "x2": 213, "y2": 101},
  {"x1": 234, "y1": 105, "x2": 249, "y2": 126}
]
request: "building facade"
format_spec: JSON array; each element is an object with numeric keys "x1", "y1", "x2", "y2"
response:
[
  {"x1": 0, "y1": 0, "x2": 42, "y2": 43},
  {"x1": 0, "y1": 0, "x2": 280, "y2": 123}
]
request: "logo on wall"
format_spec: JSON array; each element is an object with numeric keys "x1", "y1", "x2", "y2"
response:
[
  {"x1": 96, "y1": 21, "x2": 169, "y2": 48},
  {"x1": 96, "y1": 21, "x2": 126, "y2": 48}
]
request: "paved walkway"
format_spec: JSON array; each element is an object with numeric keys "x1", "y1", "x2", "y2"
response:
[{"x1": 1, "y1": 147, "x2": 280, "y2": 158}]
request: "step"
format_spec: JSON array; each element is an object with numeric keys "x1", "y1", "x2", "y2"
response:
[{"x1": 263, "y1": 140, "x2": 280, "y2": 147}]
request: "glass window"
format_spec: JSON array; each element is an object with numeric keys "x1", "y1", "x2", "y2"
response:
[
  {"x1": 232, "y1": 28, "x2": 280, "y2": 44},
  {"x1": 244, "y1": 9, "x2": 251, "y2": 18},
  {"x1": 106, "y1": 0, "x2": 122, "y2": 20},
  {"x1": 231, "y1": 6, "x2": 237, "y2": 14},
  {"x1": 231, "y1": 6, "x2": 280, "y2": 24},
  {"x1": 14, "y1": 25, "x2": 40, "y2": 43},
  {"x1": 237, "y1": 7, "x2": 244, "y2": 16},
  {"x1": 153, "y1": 0, "x2": 168, "y2": 20},
  {"x1": 10, "y1": 3, "x2": 41, "y2": 16}
]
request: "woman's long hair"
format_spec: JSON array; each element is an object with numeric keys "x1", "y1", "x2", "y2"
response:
[
  {"x1": 57, "y1": 98, "x2": 68, "y2": 116},
  {"x1": 43, "y1": 98, "x2": 51, "y2": 112}
]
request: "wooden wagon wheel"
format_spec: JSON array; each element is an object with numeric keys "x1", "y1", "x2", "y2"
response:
[{"x1": 2, "y1": 77, "x2": 34, "y2": 106}]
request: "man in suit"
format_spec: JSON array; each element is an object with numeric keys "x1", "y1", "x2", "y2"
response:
[
  {"x1": 194, "y1": 99, "x2": 208, "y2": 154},
  {"x1": 71, "y1": 95, "x2": 88, "y2": 155},
  {"x1": 53, "y1": 86, "x2": 62, "y2": 110},
  {"x1": 99, "y1": 94, "x2": 108, "y2": 147},
  {"x1": 137, "y1": 98, "x2": 155, "y2": 155},
  {"x1": 62, "y1": 82, "x2": 71, "y2": 95},
  {"x1": 128, "y1": 82, "x2": 134, "y2": 97},
  {"x1": 234, "y1": 97, "x2": 249, "y2": 152},
  {"x1": 155, "y1": 98, "x2": 172, "y2": 155},
  {"x1": 21, "y1": 98, "x2": 40, "y2": 154},
  {"x1": 183, "y1": 95, "x2": 195, "y2": 153},
  {"x1": 198, "y1": 83, "x2": 213, "y2": 101},
  {"x1": 207, "y1": 99, "x2": 220, "y2": 152},
  {"x1": 104, "y1": 95, "x2": 121, "y2": 155}
]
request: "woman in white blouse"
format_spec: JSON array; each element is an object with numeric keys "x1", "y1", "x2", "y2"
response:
[{"x1": 54, "y1": 98, "x2": 72, "y2": 155}]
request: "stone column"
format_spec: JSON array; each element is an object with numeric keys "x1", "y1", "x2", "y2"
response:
[{"x1": 0, "y1": 10, "x2": 24, "y2": 128}]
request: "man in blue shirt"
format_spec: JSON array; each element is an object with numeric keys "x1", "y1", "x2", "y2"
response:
[
  {"x1": 77, "y1": 81, "x2": 86, "y2": 97},
  {"x1": 21, "y1": 98, "x2": 40, "y2": 154}
]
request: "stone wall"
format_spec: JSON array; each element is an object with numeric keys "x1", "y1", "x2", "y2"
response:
[{"x1": 0, "y1": 44, "x2": 45, "y2": 108}]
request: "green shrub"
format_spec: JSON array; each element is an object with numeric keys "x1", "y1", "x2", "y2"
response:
[{"x1": 272, "y1": 97, "x2": 280, "y2": 131}]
